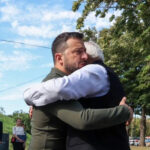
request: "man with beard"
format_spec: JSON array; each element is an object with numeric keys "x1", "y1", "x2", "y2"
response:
[{"x1": 25, "y1": 32, "x2": 132, "y2": 150}]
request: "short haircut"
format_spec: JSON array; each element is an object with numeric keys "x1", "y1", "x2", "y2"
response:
[
  {"x1": 16, "y1": 118, "x2": 22, "y2": 121},
  {"x1": 84, "y1": 41, "x2": 104, "y2": 62},
  {"x1": 52, "y1": 32, "x2": 83, "y2": 62}
]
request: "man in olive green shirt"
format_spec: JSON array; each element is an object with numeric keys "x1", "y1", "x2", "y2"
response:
[{"x1": 29, "y1": 32, "x2": 132, "y2": 150}]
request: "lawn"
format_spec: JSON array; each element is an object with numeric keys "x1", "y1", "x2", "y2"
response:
[
  {"x1": 131, "y1": 146, "x2": 150, "y2": 150},
  {"x1": 1, "y1": 114, "x2": 150, "y2": 150},
  {"x1": 0, "y1": 114, "x2": 31, "y2": 150}
]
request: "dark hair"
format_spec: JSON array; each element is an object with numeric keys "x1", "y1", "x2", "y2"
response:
[
  {"x1": 52, "y1": 32, "x2": 83, "y2": 62},
  {"x1": 16, "y1": 118, "x2": 22, "y2": 121}
]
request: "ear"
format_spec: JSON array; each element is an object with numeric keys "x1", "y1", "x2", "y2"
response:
[{"x1": 55, "y1": 53, "x2": 63, "y2": 65}]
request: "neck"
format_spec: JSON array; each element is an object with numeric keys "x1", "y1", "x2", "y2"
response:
[{"x1": 54, "y1": 64, "x2": 69, "y2": 75}]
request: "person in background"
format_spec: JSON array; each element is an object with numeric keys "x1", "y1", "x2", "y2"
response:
[
  {"x1": 0, "y1": 121, "x2": 3, "y2": 144},
  {"x1": 12, "y1": 118, "x2": 26, "y2": 150},
  {"x1": 22, "y1": 124, "x2": 27, "y2": 150}
]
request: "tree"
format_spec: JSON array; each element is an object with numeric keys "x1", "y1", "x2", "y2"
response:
[
  {"x1": 72, "y1": 0, "x2": 150, "y2": 31},
  {"x1": 72, "y1": 0, "x2": 150, "y2": 146},
  {"x1": 99, "y1": 24, "x2": 150, "y2": 146},
  {"x1": 0, "y1": 107, "x2": 5, "y2": 114},
  {"x1": 128, "y1": 118, "x2": 150, "y2": 137}
]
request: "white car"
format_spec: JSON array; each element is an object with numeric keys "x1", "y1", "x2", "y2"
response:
[{"x1": 129, "y1": 137, "x2": 139, "y2": 146}]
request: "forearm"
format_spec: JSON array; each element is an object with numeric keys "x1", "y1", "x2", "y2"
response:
[
  {"x1": 13, "y1": 134, "x2": 22, "y2": 141},
  {"x1": 44, "y1": 101, "x2": 130, "y2": 130}
]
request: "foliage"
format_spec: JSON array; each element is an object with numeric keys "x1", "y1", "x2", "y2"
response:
[
  {"x1": 72, "y1": 0, "x2": 150, "y2": 113},
  {"x1": 72, "y1": 0, "x2": 150, "y2": 145},
  {"x1": 98, "y1": 26, "x2": 150, "y2": 112},
  {"x1": 128, "y1": 118, "x2": 150, "y2": 137},
  {"x1": 0, "y1": 113, "x2": 31, "y2": 150},
  {"x1": 81, "y1": 27, "x2": 100, "y2": 42},
  {"x1": 72, "y1": 0, "x2": 150, "y2": 31},
  {"x1": 146, "y1": 119, "x2": 150, "y2": 136}
]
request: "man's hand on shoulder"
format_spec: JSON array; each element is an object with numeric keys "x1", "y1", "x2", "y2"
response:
[{"x1": 119, "y1": 97, "x2": 133, "y2": 126}]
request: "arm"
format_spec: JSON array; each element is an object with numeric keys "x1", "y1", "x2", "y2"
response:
[
  {"x1": 24, "y1": 64, "x2": 110, "y2": 106},
  {"x1": 42, "y1": 100, "x2": 131, "y2": 130},
  {"x1": 12, "y1": 127, "x2": 24, "y2": 142}
]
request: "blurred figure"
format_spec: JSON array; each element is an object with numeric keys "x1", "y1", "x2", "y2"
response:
[
  {"x1": 0, "y1": 121, "x2": 3, "y2": 144},
  {"x1": 12, "y1": 118, "x2": 26, "y2": 150},
  {"x1": 22, "y1": 124, "x2": 27, "y2": 150}
]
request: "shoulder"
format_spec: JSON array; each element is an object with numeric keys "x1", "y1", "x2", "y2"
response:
[
  {"x1": 80, "y1": 64, "x2": 107, "y2": 74},
  {"x1": 43, "y1": 68, "x2": 64, "y2": 82},
  {"x1": 43, "y1": 72, "x2": 54, "y2": 81},
  {"x1": 12, "y1": 126, "x2": 16, "y2": 130}
]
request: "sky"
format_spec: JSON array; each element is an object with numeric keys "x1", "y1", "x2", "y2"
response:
[{"x1": 0, "y1": 0, "x2": 121, "y2": 115}]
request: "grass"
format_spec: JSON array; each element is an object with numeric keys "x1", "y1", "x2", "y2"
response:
[
  {"x1": 0, "y1": 114, "x2": 31, "y2": 150},
  {"x1": 131, "y1": 146, "x2": 150, "y2": 150},
  {"x1": 1, "y1": 114, "x2": 150, "y2": 150}
]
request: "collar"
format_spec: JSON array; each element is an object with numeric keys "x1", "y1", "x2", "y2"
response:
[{"x1": 51, "y1": 67, "x2": 67, "y2": 77}]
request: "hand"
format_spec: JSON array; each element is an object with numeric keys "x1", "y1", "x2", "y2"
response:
[
  {"x1": 29, "y1": 106, "x2": 33, "y2": 119},
  {"x1": 119, "y1": 97, "x2": 133, "y2": 126},
  {"x1": 19, "y1": 139, "x2": 24, "y2": 143},
  {"x1": 125, "y1": 105, "x2": 133, "y2": 126},
  {"x1": 119, "y1": 97, "x2": 127, "y2": 106}
]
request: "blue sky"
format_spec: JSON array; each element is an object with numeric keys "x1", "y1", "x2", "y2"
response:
[{"x1": 0, "y1": 0, "x2": 121, "y2": 115}]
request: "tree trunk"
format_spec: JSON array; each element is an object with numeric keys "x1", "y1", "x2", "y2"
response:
[{"x1": 140, "y1": 106, "x2": 146, "y2": 146}]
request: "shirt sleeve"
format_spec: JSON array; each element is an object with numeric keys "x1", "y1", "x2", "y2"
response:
[
  {"x1": 12, "y1": 126, "x2": 16, "y2": 135},
  {"x1": 42, "y1": 101, "x2": 130, "y2": 130},
  {"x1": 24, "y1": 64, "x2": 110, "y2": 106}
]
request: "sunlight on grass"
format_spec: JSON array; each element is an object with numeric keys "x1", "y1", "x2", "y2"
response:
[{"x1": 131, "y1": 146, "x2": 150, "y2": 150}]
